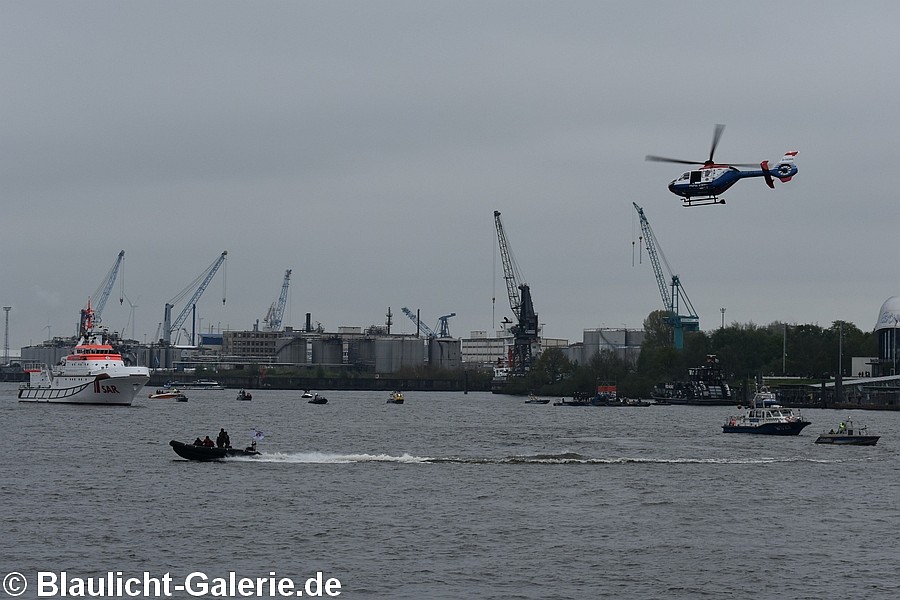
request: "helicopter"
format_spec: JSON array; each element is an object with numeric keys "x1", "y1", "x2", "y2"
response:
[{"x1": 646, "y1": 124, "x2": 798, "y2": 207}]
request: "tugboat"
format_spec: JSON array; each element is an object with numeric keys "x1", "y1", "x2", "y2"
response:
[
  {"x1": 653, "y1": 355, "x2": 733, "y2": 405},
  {"x1": 815, "y1": 419, "x2": 879, "y2": 445},
  {"x1": 722, "y1": 387, "x2": 810, "y2": 435},
  {"x1": 589, "y1": 383, "x2": 651, "y2": 407}
]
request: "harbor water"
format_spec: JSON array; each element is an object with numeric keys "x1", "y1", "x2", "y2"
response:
[{"x1": 2, "y1": 383, "x2": 899, "y2": 599}]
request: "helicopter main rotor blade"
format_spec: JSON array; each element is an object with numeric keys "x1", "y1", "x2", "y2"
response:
[
  {"x1": 645, "y1": 155, "x2": 703, "y2": 165},
  {"x1": 708, "y1": 123, "x2": 725, "y2": 163}
]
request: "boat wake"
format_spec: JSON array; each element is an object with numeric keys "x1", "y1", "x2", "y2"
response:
[
  {"x1": 431, "y1": 454, "x2": 848, "y2": 465},
  {"x1": 229, "y1": 451, "x2": 849, "y2": 465},
  {"x1": 232, "y1": 451, "x2": 432, "y2": 464}
]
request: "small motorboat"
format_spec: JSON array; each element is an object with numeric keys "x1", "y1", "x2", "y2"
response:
[
  {"x1": 308, "y1": 393, "x2": 328, "y2": 404},
  {"x1": 553, "y1": 391, "x2": 593, "y2": 406},
  {"x1": 169, "y1": 440, "x2": 260, "y2": 461},
  {"x1": 237, "y1": 390, "x2": 252, "y2": 401},
  {"x1": 387, "y1": 391, "x2": 404, "y2": 404},
  {"x1": 722, "y1": 387, "x2": 810, "y2": 435},
  {"x1": 592, "y1": 396, "x2": 652, "y2": 407},
  {"x1": 525, "y1": 394, "x2": 549, "y2": 404},
  {"x1": 815, "y1": 419, "x2": 879, "y2": 446},
  {"x1": 301, "y1": 390, "x2": 314, "y2": 399},
  {"x1": 149, "y1": 389, "x2": 188, "y2": 402},
  {"x1": 553, "y1": 397, "x2": 591, "y2": 407}
]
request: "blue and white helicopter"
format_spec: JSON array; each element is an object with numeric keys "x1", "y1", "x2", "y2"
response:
[{"x1": 646, "y1": 124, "x2": 798, "y2": 207}]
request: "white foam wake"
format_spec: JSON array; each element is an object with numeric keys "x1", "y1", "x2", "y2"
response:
[
  {"x1": 241, "y1": 451, "x2": 433, "y2": 464},
  {"x1": 227, "y1": 452, "x2": 848, "y2": 466}
]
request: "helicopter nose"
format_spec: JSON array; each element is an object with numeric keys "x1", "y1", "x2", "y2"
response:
[{"x1": 668, "y1": 181, "x2": 677, "y2": 194}]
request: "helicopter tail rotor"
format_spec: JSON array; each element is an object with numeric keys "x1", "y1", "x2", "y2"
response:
[{"x1": 775, "y1": 151, "x2": 798, "y2": 182}]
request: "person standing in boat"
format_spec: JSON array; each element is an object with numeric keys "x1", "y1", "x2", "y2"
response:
[{"x1": 216, "y1": 428, "x2": 227, "y2": 448}]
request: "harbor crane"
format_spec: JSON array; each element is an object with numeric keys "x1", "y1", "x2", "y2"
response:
[
  {"x1": 399, "y1": 308, "x2": 456, "y2": 338},
  {"x1": 494, "y1": 210, "x2": 539, "y2": 375},
  {"x1": 633, "y1": 203, "x2": 699, "y2": 349},
  {"x1": 162, "y1": 251, "x2": 227, "y2": 345},
  {"x1": 263, "y1": 269, "x2": 292, "y2": 331},
  {"x1": 401, "y1": 307, "x2": 436, "y2": 338},
  {"x1": 436, "y1": 313, "x2": 456, "y2": 338},
  {"x1": 80, "y1": 250, "x2": 125, "y2": 336}
]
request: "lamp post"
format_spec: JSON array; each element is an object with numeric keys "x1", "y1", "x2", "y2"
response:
[
  {"x1": 783, "y1": 323, "x2": 787, "y2": 376},
  {"x1": 3, "y1": 306, "x2": 10, "y2": 366}
]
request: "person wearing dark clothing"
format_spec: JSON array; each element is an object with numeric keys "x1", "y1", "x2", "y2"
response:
[
  {"x1": 193, "y1": 437, "x2": 203, "y2": 446},
  {"x1": 202, "y1": 436, "x2": 215, "y2": 447},
  {"x1": 216, "y1": 428, "x2": 227, "y2": 448}
]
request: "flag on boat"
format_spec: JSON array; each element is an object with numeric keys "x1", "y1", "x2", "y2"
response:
[{"x1": 250, "y1": 429, "x2": 266, "y2": 442}]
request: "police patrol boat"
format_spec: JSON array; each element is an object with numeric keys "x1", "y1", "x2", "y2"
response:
[{"x1": 722, "y1": 387, "x2": 810, "y2": 435}]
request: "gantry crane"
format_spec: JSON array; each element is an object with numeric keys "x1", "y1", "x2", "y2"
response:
[
  {"x1": 494, "y1": 210, "x2": 539, "y2": 375},
  {"x1": 436, "y1": 313, "x2": 456, "y2": 338},
  {"x1": 80, "y1": 250, "x2": 125, "y2": 336},
  {"x1": 263, "y1": 269, "x2": 292, "y2": 331},
  {"x1": 163, "y1": 251, "x2": 227, "y2": 345},
  {"x1": 633, "y1": 203, "x2": 699, "y2": 349}
]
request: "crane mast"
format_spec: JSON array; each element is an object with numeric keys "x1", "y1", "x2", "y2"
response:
[
  {"x1": 79, "y1": 250, "x2": 126, "y2": 337},
  {"x1": 163, "y1": 250, "x2": 227, "y2": 345},
  {"x1": 400, "y1": 307, "x2": 437, "y2": 338},
  {"x1": 633, "y1": 203, "x2": 699, "y2": 349},
  {"x1": 264, "y1": 269, "x2": 292, "y2": 331},
  {"x1": 400, "y1": 308, "x2": 456, "y2": 338},
  {"x1": 494, "y1": 211, "x2": 523, "y2": 318},
  {"x1": 493, "y1": 210, "x2": 539, "y2": 375}
]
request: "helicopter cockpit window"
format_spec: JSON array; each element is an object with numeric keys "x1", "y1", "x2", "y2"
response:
[{"x1": 678, "y1": 173, "x2": 689, "y2": 182}]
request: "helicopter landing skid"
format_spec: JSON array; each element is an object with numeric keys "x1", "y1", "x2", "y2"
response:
[{"x1": 682, "y1": 196, "x2": 725, "y2": 207}]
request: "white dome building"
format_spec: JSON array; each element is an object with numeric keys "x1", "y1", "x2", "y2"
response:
[{"x1": 873, "y1": 296, "x2": 900, "y2": 375}]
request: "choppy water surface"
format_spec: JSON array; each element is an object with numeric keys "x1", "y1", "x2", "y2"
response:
[{"x1": 2, "y1": 384, "x2": 899, "y2": 599}]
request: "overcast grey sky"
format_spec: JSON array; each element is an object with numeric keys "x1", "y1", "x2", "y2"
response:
[{"x1": 3, "y1": 1, "x2": 898, "y2": 352}]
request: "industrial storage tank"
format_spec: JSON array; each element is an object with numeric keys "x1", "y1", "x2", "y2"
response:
[
  {"x1": 374, "y1": 337, "x2": 428, "y2": 374},
  {"x1": 873, "y1": 296, "x2": 900, "y2": 376}
]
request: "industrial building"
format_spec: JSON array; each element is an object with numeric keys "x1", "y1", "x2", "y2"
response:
[{"x1": 563, "y1": 328, "x2": 644, "y2": 366}]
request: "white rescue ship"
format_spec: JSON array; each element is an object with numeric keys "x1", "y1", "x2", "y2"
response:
[{"x1": 18, "y1": 305, "x2": 150, "y2": 405}]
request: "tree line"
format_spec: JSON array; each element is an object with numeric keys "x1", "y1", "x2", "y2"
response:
[{"x1": 508, "y1": 310, "x2": 877, "y2": 398}]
